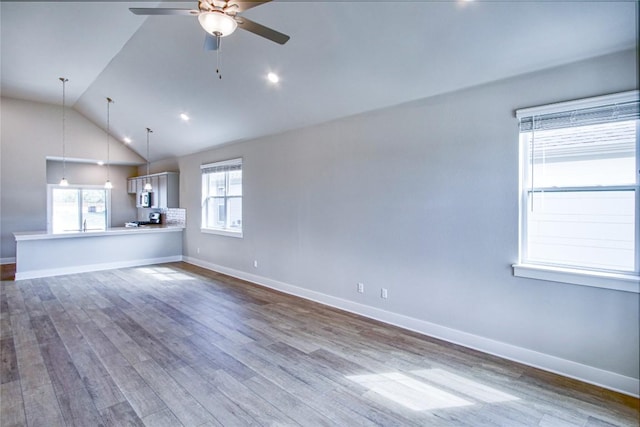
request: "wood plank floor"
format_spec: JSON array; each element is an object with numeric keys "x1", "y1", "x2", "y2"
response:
[{"x1": 1, "y1": 262, "x2": 638, "y2": 426}]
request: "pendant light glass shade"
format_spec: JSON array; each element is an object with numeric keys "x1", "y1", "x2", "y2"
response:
[
  {"x1": 59, "y1": 77, "x2": 69, "y2": 186},
  {"x1": 198, "y1": 11, "x2": 237, "y2": 37}
]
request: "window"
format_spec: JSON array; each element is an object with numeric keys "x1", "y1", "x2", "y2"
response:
[
  {"x1": 514, "y1": 91, "x2": 639, "y2": 292},
  {"x1": 201, "y1": 158, "x2": 242, "y2": 237},
  {"x1": 48, "y1": 185, "x2": 110, "y2": 233}
]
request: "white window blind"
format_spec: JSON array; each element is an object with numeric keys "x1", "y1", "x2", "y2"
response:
[
  {"x1": 201, "y1": 158, "x2": 243, "y2": 175},
  {"x1": 516, "y1": 91, "x2": 639, "y2": 277}
]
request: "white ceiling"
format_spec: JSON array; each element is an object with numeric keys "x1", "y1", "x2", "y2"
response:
[{"x1": 1, "y1": 1, "x2": 637, "y2": 163}]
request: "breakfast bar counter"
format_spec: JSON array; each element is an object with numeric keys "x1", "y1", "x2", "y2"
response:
[{"x1": 14, "y1": 225, "x2": 184, "y2": 280}]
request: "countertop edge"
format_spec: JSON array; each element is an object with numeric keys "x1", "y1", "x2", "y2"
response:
[{"x1": 14, "y1": 226, "x2": 185, "y2": 241}]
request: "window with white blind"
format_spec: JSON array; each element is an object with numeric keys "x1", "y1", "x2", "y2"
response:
[
  {"x1": 201, "y1": 158, "x2": 242, "y2": 237},
  {"x1": 514, "y1": 91, "x2": 639, "y2": 292}
]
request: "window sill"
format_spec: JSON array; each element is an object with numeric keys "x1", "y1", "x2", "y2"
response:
[
  {"x1": 513, "y1": 263, "x2": 639, "y2": 293},
  {"x1": 201, "y1": 228, "x2": 243, "y2": 238}
]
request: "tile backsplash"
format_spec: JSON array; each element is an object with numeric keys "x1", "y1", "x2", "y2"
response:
[{"x1": 164, "y1": 208, "x2": 186, "y2": 226}]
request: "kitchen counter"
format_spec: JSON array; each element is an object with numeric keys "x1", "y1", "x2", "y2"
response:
[{"x1": 14, "y1": 225, "x2": 184, "y2": 280}]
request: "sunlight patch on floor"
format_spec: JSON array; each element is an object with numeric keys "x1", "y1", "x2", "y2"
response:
[
  {"x1": 136, "y1": 267, "x2": 194, "y2": 281},
  {"x1": 412, "y1": 368, "x2": 519, "y2": 403},
  {"x1": 347, "y1": 372, "x2": 473, "y2": 410},
  {"x1": 347, "y1": 368, "x2": 519, "y2": 411}
]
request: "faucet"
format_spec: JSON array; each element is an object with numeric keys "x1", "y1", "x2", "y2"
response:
[{"x1": 83, "y1": 219, "x2": 87, "y2": 232}]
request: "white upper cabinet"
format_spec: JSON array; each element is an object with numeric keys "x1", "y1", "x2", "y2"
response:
[{"x1": 128, "y1": 172, "x2": 179, "y2": 208}]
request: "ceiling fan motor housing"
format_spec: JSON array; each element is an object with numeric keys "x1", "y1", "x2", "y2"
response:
[{"x1": 199, "y1": 0, "x2": 236, "y2": 14}]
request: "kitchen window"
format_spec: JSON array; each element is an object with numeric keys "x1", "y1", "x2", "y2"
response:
[
  {"x1": 201, "y1": 158, "x2": 242, "y2": 237},
  {"x1": 514, "y1": 91, "x2": 639, "y2": 293},
  {"x1": 48, "y1": 185, "x2": 111, "y2": 233}
]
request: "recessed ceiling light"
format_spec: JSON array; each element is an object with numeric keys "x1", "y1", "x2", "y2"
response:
[
  {"x1": 123, "y1": 137, "x2": 132, "y2": 144},
  {"x1": 97, "y1": 161, "x2": 104, "y2": 166},
  {"x1": 180, "y1": 113, "x2": 190, "y2": 121},
  {"x1": 267, "y1": 72, "x2": 279, "y2": 84}
]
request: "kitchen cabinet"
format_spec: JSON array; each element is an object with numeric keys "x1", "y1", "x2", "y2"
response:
[
  {"x1": 128, "y1": 172, "x2": 179, "y2": 208},
  {"x1": 153, "y1": 174, "x2": 167, "y2": 209},
  {"x1": 150, "y1": 176, "x2": 159, "y2": 207},
  {"x1": 127, "y1": 177, "x2": 137, "y2": 194}
]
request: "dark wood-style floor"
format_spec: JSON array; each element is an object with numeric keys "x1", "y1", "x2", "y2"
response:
[{"x1": 1, "y1": 262, "x2": 638, "y2": 426}]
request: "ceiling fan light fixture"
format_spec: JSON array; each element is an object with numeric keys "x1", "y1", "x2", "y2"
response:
[{"x1": 198, "y1": 11, "x2": 237, "y2": 37}]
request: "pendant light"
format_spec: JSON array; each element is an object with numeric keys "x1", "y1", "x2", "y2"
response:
[
  {"x1": 59, "y1": 77, "x2": 69, "y2": 186},
  {"x1": 104, "y1": 97, "x2": 114, "y2": 189},
  {"x1": 144, "y1": 128, "x2": 153, "y2": 191}
]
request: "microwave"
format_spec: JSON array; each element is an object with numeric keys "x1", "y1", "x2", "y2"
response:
[{"x1": 139, "y1": 191, "x2": 153, "y2": 208}]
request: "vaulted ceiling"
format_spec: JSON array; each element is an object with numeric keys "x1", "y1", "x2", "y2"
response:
[{"x1": 1, "y1": 1, "x2": 637, "y2": 162}]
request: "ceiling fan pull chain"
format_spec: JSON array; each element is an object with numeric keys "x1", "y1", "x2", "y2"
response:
[{"x1": 216, "y1": 35, "x2": 222, "y2": 79}]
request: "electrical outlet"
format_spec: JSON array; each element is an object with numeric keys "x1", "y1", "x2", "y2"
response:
[
  {"x1": 253, "y1": 260, "x2": 258, "y2": 268},
  {"x1": 357, "y1": 282, "x2": 364, "y2": 293},
  {"x1": 381, "y1": 288, "x2": 388, "y2": 299},
  {"x1": 197, "y1": 247, "x2": 200, "y2": 254}
]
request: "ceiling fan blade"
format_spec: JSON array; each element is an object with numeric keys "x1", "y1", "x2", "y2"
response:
[
  {"x1": 204, "y1": 34, "x2": 220, "y2": 51},
  {"x1": 236, "y1": 16, "x2": 289, "y2": 45},
  {"x1": 231, "y1": 0, "x2": 272, "y2": 13},
  {"x1": 129, "y1": 8, "x2": 198, "y2": 16}
]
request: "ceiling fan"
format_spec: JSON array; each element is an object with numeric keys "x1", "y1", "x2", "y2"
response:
[{"x1": 129, "y1": 0, "x2": 290, "y2": 51}]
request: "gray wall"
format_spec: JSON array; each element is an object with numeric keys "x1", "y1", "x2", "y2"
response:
[
  {"x1": 179, "y1": 49, "x2": 639, "y2": 382},
  {"x1": 0, "y1": 97, "x2": 145, "y2": 260},
  {"x1": 139, "y1": 157, "x2": 179, "y2": 176}
]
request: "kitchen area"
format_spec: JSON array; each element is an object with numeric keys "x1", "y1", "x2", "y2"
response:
[
  {"x1": 126, "y1": 171, "x2": 182, "y2": 226},
  {"x1": 13, "y1": 169, "x2": 186, "y2": 280}
]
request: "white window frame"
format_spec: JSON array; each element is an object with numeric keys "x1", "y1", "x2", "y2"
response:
[
  {"x1": 47, "y1": 184, "x2": 112, "y2": 233},
  {"x1": 513, "y1": 91, "x2": 639, "y2": 293},
  {"x1": 200, "y1": 158, "x2": 243, "y2": 238}
]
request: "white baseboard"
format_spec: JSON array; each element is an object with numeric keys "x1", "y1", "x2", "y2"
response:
[
  {"x1": 1, "y1": 257, "x2": 16, "y2": 265},
  {"x1": 183, "y1": 256, "x2": 640, "y2": 398},
  {"x1": 15, "y1": 256, "x2": 183, "y2": 281}
]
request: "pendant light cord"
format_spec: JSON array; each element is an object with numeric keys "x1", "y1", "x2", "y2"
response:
[
  {"x1": 146, "y1": 127, "x2": 152, "y2": 179},
  {"x1": 106, "y1": 97, "x2": 113, "y2": 184},
  {"x1": 59, "y1": 77, "x2": 68, "y2": 181}
]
